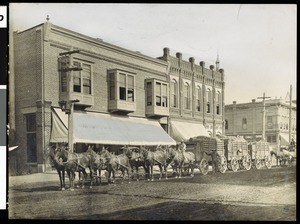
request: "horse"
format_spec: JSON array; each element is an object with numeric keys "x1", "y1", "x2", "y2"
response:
[
  {"x1": 89, "y1": 147, "x2": 109, "y2": 185},
  {"x1": 271, "y1": 146, "x2": 294, "y2": 167},
  {"x1": 105, "y1": 148, "x2": 131, "y2": 184},
  {"x1": 47, "y1": 145, "x2": 66, "y2": 191},
  {"x1": 167, "y1": 146, "x2": 196, "y2": 178},
  {"x1": 57, "y1": 145, "x2": 94, "y2": 190},
  {"x1": 140, "y1": 146, "x2": 169, "y2": 181},
  {"x1": 121, "y1": 146, "x2": 149, "y2": 181}
]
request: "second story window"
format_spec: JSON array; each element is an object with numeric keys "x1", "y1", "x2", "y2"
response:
[
  {"x1": 146, "y1": 79, "x2": 169, "y2": 108},
  {"x1": 183, "y1": 82, "x2": 190, "y2": 110},
  {"x1": 196, "y1": 85, "x2": 201, "y2": 112},
  {"x1": 242, "y1": 118, "x2": 247, "y2": 130},
  {"x1": 206, "y1": 89, "x2": 211, "y2": 113},
  {"x1": 267, "y1": 116, "x2": 273, "y2": 129},
  {"x1": 170, "y1": 79, "x2": 178, "y2": 108},
  {"x1": 216, "y1": 91, "x2": 221, "y2": 115},
  {"x1": 155, "y1": 82, "x2": 168, "y2": 107},
  {"x1": 146, "y1": 82, "x2": 152, "y2": 105},
  {"x1": 109, "y1": 70, "x2": 136, "y2": 102},
  {"x1": 73, "y1": 61, "x2": 92, "y2": 95}
]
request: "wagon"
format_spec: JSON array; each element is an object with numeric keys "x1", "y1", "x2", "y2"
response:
[
  {"x1": 222, "y1": 136, "x2": 251, "y2": 172},
  {"x1": 248, "y1": 141, "x2": 272, "y2": 169},
  {"x1": 185, "y1": 136, "x2": 227, "y2": 175}
]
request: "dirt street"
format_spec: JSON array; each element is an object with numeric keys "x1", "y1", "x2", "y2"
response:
[{"x1": 8, "y1": 166, "x2": 296, "y2": 220}]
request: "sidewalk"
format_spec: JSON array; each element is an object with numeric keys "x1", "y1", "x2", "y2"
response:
[{"x1": 9, "y1": 170, "x2": 59, "y2": 187}]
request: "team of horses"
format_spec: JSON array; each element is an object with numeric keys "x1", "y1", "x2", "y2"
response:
[
  {"x1": 270, "y1": 145, "x2": 297, "y2": 167},
  {"x1": 48, "y1": 145, "x2": 196, "y2": 191}
]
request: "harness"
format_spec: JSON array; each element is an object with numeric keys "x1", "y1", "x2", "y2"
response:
[
  {"x1": 63, "y1": 152, "x2": 87, "y2": 170},
  {"x1": 114, "y1": 156, "x2": 130, "y2": 170}
]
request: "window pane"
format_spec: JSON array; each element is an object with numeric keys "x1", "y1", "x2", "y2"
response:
[
  {"x1": 27, "y1": 133, "x2": 37, "y2": 163},
  {"x1": 170, "y1": 81, "x2": 177, "y2": 108},
  {"x1": 127, "y1": 75, "x2": 134, "y2": 89},
  {"x1": 119, "y1": 87, "x2": 126, "y2": 100},
  {"x1": 147, "y1": 82, "x2": 152, "y2": 106},
  {"x1": 73, "y1": 77, "x2": 81, "y2": 92},
  {"x1": 156, "y1": 82, "x2": 161, "y2": 96},
  {"x1": 162, "y1": 96, "x2": 167, "y2": 107},
  {"x1": 26, "y1": 114, "x2": 36, "y2": 132},
  {"x1": 128, "y1": 88, "x2": 134, "y2": 102},
  {"x1": 184, "y1": 83, "x2": 190, "y2": 109},
  {"x1": 156, "y1": 96, "x2": 161, "y2": 106},
  {"x1": 110, "y1": 74, "x2": 115, "y2": 100},
  {"x1": 162, "y1": 84, "x2": 167, "y2": 96},
  {"x1": 119, "y1": 73, "x2": 126, "y2": 87},
  {"x1": 83, "y1": 79, "x2": 91, "y2": 94}
]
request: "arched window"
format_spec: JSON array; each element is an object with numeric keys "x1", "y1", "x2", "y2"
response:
[
  {"x1": 170, "y1": 79, "x2": 178, "y2": 108},
  {"x1": 206, "y1": 89, "x2": 211, "y2": 113},
  {"x1": 195, "y1": 85, "x2": 201, "y2": 112},
  {"x1": 183, "y1": 82, "x2": 190, "y2": 109},
  {"x1": 216, "y1": 91, "x2": 221, "y2": 115}
]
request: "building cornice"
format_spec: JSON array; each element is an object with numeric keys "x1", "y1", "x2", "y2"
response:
[
  {"x1": 49, "y1": 40, "x2": 167, "y2": 77},
  {"x1": 50, "y1": 24, "x2": 168, "y2": 67}
]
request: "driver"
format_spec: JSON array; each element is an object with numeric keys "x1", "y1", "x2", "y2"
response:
[{"x1": 179, "y1": 140, "x2": 187, "y2": 162}]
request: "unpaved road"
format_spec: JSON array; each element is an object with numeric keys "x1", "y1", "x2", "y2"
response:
[{"x1": 8, "y1": 166, "x2": 296, "y2": 220}]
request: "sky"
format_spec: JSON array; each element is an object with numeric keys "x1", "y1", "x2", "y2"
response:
[{"x1": 9, "y1": 3, "x2": 297, "y2": 104}]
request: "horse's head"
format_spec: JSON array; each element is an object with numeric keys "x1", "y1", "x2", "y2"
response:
[
  {"x1": 122, "y1": 147, "x2": 133, "y2": 158},
  {"x1": 140, "y1": 146, "x2": 149, "y2": 158}
]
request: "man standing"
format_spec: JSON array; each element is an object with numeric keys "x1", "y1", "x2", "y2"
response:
[{"x1": 205, "y1": 149, "x2": 218, "y2": 173}]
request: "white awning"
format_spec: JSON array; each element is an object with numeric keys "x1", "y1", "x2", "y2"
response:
[
  {"x1": 50, "y1": 108, "x2": 176, "y2": 146},
  {"x1": 170, "y1": 120, "x2": 210, "y2": 142},
  {"x1": 279, "y1": 133, "x2": 290, "y2": 146},
  {"x1": 50, "y1": 108, "x2": 68, "y2": 143}
]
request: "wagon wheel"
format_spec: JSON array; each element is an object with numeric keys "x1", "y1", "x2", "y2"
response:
[
  {"x1": 230, "y1": 157, "x2": 239, "y2": 172},
  {"x1": 242, "y1": 154, "x2": 252, "y2": 171},
  {"x1": 265, "y1": 155, "x2": 272, "y2": 169},
  {"x1": 217, "y1": 155, "x2": 227, "y2": 173},
  {"x1": 254, "y1": 158, "x2": 262, "y2": 169},
  {"x1": 199, "y1": 158, "x2": 209, "y2": 175}
]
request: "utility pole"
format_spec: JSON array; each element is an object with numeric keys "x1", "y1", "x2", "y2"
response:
[
  {"x1": 257, "y1": 92, "x2": 271, "y2": 141},
  {"x1": 58, "y1": 49, "x2": 81, "y2": 152}
]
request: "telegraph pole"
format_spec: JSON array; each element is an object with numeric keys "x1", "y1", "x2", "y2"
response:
[
  {"x1": 257, "y1": 92, "x2": 271, "y2": 141},
  {"x1": 58, "y1": 50, "x2": 81, "y2": 152}
]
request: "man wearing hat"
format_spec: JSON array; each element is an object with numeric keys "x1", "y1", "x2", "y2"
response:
[{"x1": 179, "y1": 140, "x2": 187, "y2": 163}]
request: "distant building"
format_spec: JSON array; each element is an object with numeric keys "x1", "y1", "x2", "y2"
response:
[
  {"x1": 9, "y1": 20, "x2": 225, "y2": 174},
  {"x1": 225, "y1": 99, "x2": 297, "y2": 149}
]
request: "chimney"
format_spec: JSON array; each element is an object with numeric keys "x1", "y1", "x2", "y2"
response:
[
  {"x1": 176, "y1": 52, "x2": 182, "y2": 60},
  {"x1": 163, "y1": 47, "x2": 170, "y2": 58},
  {"x1": 189, "y1": 57, "x2": 195, "y2": 64},
  {"x1": 252, "y1": 99, "x2": 256, "y2": 103}
]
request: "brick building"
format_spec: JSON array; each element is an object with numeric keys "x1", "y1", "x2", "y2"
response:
[
  {"x1": 225, "y1": 99, "x2": 297, "y2": 150},
  {"x1": 9, "y1": 20, "x2": 225, "y2": 174}
]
